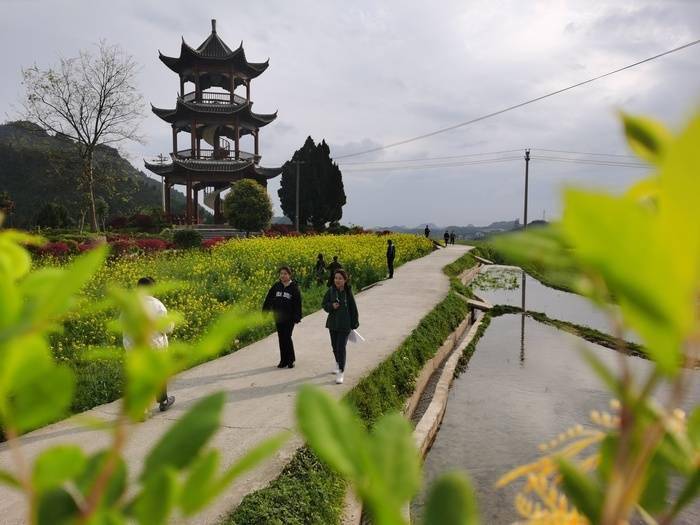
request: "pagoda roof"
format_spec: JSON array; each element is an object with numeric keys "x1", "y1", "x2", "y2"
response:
[
  {"x1": 159, "y1": 20, "x2": 269, "y2": 79},
  {"x1": 144, "y1": 154, "x2": 282, "y2": 184},
  {"x1": 151, "y1": 98, "x2": 277, "y2": 130}
]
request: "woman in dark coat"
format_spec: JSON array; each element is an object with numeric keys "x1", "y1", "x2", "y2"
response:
[
  {"x1": 263, "y1": 266, "x2": 302, "y2": 368},
  {"x1": 321, "y1": 268, "x2": 359, "y2": 384},
  {"x1": 314, "y1": 253, "x2": 326, "y2": 285}
]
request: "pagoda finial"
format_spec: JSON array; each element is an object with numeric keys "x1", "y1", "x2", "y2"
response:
[{"x1": 211, "y1": 19, "x2": 217, "y2": 33}]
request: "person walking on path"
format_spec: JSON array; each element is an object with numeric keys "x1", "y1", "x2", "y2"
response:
[
  {"x1": 263, "y1": 266, "x2": 303, "y2": 368},
  {"x1": 443, "y1": 230, "x2": 450, "y2": 246},
  {"x1": 424, "y1": 224, "x2": 430, "y2": 238},
  {"x1": 314, "y1": 253, "x2": 326, "y2": 285},
  {"x1": 123, "y1": 276, "x2": 175, "y2": 412},
  {"x1": 450, "y1": 231, "x2": 456, "y2": 245},
  {"x1": 386, "y1": 239, "x2": 396, "y2": 278},
  {"x1": 322, "y1": 269, "x2": 359, "y2": 385},
  {"x1": 327, "y1": 255, "x2": 342, "y2": 287}
]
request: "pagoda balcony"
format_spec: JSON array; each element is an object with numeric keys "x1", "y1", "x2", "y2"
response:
[
  {"x1": 175, "y1": 148, "x2": 259, "y2": 162},
  {"x1": 182, "y1": 91, "x2": 247, "y2": 105}
]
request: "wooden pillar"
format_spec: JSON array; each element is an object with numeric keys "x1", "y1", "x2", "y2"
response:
[
  {"x1": 246, "y1": 79, "x2": 250, "y2": 102},
  {"x1": 197, "y1": 137, "x2": 201, "y2": 157},
  {"x1": 164, "y1": 180, "x2": 172, "y2": 217},
  {"x1": 234, "y1": 121, "x2": 240, "y2": 160},
  {"x1": 186, "y1": 179, "x2": 193, "y2": 224},
  {"x1": 230, "y1": 71, "x2": 235, "y2": 103},
  {"x1": 191, "y1": 119, "x2": 196, "y2": 158},
  {"x1": 180, "y1": 75, "x2": 185, "y2": 97},
  {"x1": 214, "y1": 192, "x2": 222, "y2": 223},
  {"x1": 195, "y1": 69, "x2": 201, "y2": 101},
  {"x1": 172, "y1": 127, "x2": 177, "y2": 155},
  {"x1": 254, "y1": 128, "x2": 259, "y2": 157}
]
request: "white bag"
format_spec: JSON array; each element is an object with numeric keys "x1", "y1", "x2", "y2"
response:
[{"x1": 348, "y1": 329, "x2": 365, "y2": 344}]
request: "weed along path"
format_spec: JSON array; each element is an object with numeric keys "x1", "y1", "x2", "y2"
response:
[{"x1": 0, "y1": 245, "x2": 470, "y2": 525}]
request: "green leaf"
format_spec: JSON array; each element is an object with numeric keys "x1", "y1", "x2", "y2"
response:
[
  {"x1": 370, "y1": 412, "x2": 421, "y2": 503},
  {"x1": 132, "y1": 468, "x2": 178, "y2": 525},
  {"x1": 557, "y1": 458, "x2": 603, "y2": 523},
  {"x1": 37, "y1": 487, "x2": 78, "y2": 525},
  {"x1": 0, "y1": 468, "x2": 21, "y2": 489},
  {"x1": 75, "y1": 451, "x2": 127, "y2": 508},
  {"x1": 597, "y1": 435, "x2": 617, "y2": 484},
  {"x1": 180, "y1": 450, "x2": 220, "y2": 516},
  {"x1": 123, "y1": 347, "x2": 172, "y2": 420},
  {"x1": 687, "y1": 406, "x2": 700, "y2": 448},
  {"x1": 669, "y1": 467, "x2": 700, "y2": 518},
  {"x1": 20, "y1": 245, "x2": 107, "y2": 329},
  {"x1": 422, "y1": 472, "x2": 480, "y2": 525},
  {"x1": 639, "y1": 457, "x2": 668, "y2": 514},
  {"x1": 621, "y1": 113, "x2": 671, "y2": 165},
  {"x1": 33, "y1": 446, "x2": 86, "y2": 491},
  {"x1": 296, "y1": 385, "x2": 370, "y2": 480},
  {"x1": 0, "y1": 335, "x2": 74, "y2": 432},
  {"x1": 141, "y1": 392, "x2": 224, "y2": 482}
]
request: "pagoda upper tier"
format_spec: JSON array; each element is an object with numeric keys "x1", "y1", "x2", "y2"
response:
[
  {"x1": 151, "y1": 97, "x2": 277, "y2": 133},
  {"x1": 159, "y1": 20, "x2": 269, "y2": 89}
]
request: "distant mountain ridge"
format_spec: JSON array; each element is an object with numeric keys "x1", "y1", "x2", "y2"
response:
[
  {"x1": 376, "y1": 220, "x2": 521, "y2": 239},
  {"x1": 0, "y1": 121, "x2": 194, "y2": 228}
]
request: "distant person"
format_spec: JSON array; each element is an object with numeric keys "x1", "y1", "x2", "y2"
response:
[
  {"x1": 443, "y1": 230, "x2": 450, "y2": 246},
  {"x1": 314, "y1": 253, "x2": 326, "y2": 285},
  {"x1": 123, "y1": 276, "x2": 175, "y2": 412},
  {"x1": 450, "y1": 231, "x2": 456, "y2": 245},
  {"x1": 322, "y1": 269, "x2": 359, "y2": 384},
  {"x1": 263, "y1": 266, "x2": 302, "y2": 368},
  {"x1": 424, "y1": 225, "x2": 430, "y2": 238},
  {"x1": 386, "y1": 239, "x2": 396, "y2": 278},
  {"x1": 327, "y1": 255, "x2": 342, "y2": 287}
]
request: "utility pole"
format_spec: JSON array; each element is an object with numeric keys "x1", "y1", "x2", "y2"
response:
[
  {"x1": 293, "y1": 160, "x2": 305, "y2": 232},
  {"x1": 523, "y1": 149, "x2": 530, "y2": 230}
]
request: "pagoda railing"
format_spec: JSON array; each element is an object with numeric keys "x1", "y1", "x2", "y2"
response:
[
  {"x1": 182, "y1": 91, "x2": 247, "y2": 105},
  {"x1": 176, "y1": 148, "x2": 256, "y2": 161}
]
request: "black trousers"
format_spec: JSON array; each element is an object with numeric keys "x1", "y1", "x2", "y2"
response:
[
  {"x1": 329, "y1": 329, "x2": 350, "y2": 372},
  {"x1": 276, "y1": 321, "x2": 296, "y2": 365},
  {"x1": 157, "y1": 386, "x2": 168, "y2": 404},
  {"x1": 387, "y1": 257, "x2": 395, "y2": 278}
]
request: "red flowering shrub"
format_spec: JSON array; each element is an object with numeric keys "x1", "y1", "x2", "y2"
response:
[
  {"x1": 43, "y1": 242, "x2": 71, "y2": 257},
  {"x1": 134, "y1": 238, "x2": 168, "y2": 252},
  {"x1": 109, "y1": 239, "x2": 136, "y2": 256},
  {"x1": 129, "y1": 213, "x2": 154, "y2": 231},
  {"x1": 107, "y1": 216, "x2": 128, "y2": 229},
  {"x1": 77, "y1": 241, "x2": 100, "y2": 253},
  {"x1": 202, "y1": 237, "x2": 226, "y2": 249}
]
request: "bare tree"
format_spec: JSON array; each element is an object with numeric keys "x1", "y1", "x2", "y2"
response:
[{"x1": 21, "y1": 41, "x2": 145, "y2": 231}]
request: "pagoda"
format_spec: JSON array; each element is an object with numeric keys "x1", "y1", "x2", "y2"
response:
[{"x1": 145, "y1": 19, "x2": 281, "y2": 224}]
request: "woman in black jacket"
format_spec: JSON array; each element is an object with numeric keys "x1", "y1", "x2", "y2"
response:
[
  {"x1": 263, "y1": 266, "x2": 303, "y2": 368},
  {"x1": 321, "y1": 268, "x2": 359, "y2": 384}
]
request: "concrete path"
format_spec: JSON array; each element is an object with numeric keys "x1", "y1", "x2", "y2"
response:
[{"x1": 0, "y1": 245, "x2": 469, "y2": 524}]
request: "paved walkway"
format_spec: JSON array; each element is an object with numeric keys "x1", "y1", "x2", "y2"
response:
[{"x1": 0, "y1": 245, "x2": 469, "y2": 524}]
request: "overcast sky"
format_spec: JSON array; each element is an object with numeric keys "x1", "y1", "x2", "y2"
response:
[{"x1": 2, "y1": 0, "x2": 699, "y2": 227}]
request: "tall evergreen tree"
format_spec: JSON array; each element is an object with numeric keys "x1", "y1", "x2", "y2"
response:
[{"x1": 278, "y1": 137, "x2": 346, "y2": 230}]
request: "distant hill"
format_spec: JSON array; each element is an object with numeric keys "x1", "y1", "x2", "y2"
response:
[
  {"x1": 0, "y1": 121, "x2": 200, "y2": 228},
  {"x1": 376, "y1": 220, "x2": 522, "y2": 239}
]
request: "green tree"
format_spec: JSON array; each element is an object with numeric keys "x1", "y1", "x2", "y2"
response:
[
  {"x1": 278, "y1": 137, "x2": 346, "y2": 230},
  {"x1": 35, "y1": 202, "x2": 70, "y2": 229},
  {"x1": 223, "y1": 179, "x2": 273, "y2": 232}
]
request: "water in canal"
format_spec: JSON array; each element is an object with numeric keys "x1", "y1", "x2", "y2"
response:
[{"x1": 411, "y1": 270, "x2": 699, "y2": 523}]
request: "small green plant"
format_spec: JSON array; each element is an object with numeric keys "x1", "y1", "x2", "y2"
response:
[
  {"x1": 172, "y1": 228, "x2": 202, "y2": 249},
  {"x1": 0, "y1": 224, "x2": 287, "y2": 524},
  {"x1": 224, "y1": 179, "x2": 273, "y2": 232}
]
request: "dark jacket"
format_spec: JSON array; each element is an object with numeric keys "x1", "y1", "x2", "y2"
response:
[
  {"x1": 263, "y1": 281, "x2": 302, "y2": 324},
  {"x1": 386, "y1": 244, "x2": 396, "y2": 261},
  {"x1": 322, "y1": 285, "x2": 359, "y2": 331}
]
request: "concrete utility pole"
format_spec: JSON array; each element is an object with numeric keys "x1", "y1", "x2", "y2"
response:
[
  {"x1": 523, "y1": 149, "x2": 530, "y2": 231},
  {"x1": 293, "y1": 160, "x2": 305, "y2": 231}
]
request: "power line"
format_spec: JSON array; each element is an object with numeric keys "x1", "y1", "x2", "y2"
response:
[
  {"x1": 535, "y1": 156, "x2": 648, "y2": 168},
  {"x1": 335, "y1": 38, "x2": 700, "y2": 159},
  {"x1": 342, "y1": 156, "x2": 522, "y2": 172},
  {"x1": 337, "y1": 148, "x2": 523, "y2": 165},
  {"x1": 532, "y1": 148, "x2": 637, "y2": 158}
]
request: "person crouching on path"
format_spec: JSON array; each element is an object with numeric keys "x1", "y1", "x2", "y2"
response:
[
  {"x1": 263, "y1": 266, "x2": 303, "y2": 368},
  {"x1": 122, "y1": 276, "x2": 175, "y2": 412},
  {"x1": 322, "y1": 269, "x2": 359, "y2": 384}
]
